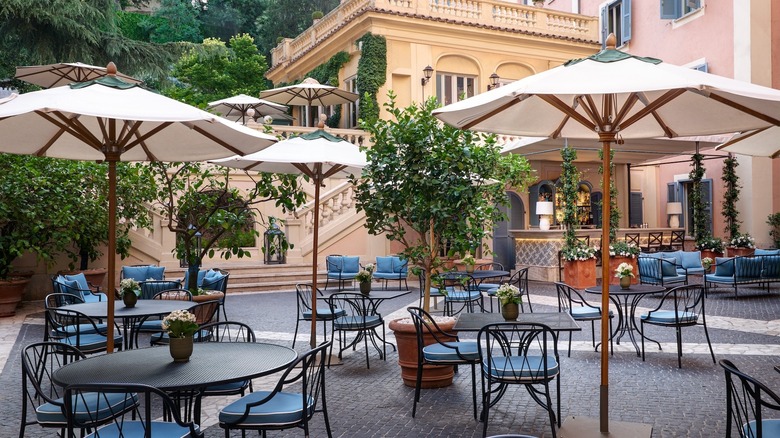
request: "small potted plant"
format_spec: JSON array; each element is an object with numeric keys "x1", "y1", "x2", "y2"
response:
[
  {"x1": 701, "y1": 257, "x2": 714, "y2": 272},
  {"x1": 162, "y1": 309, "x2": 199, "y2": 362},
  {"x1": 608, "y1": 241, "x2": 640, "y2": 285},
  {"x1": 728, "y1": 233, "x2": 756, "y2": 257},
  {"x1": 495, "y1": 284, "x2": 522, "y2": 321},
  {"x1": 356, "y1": 263, "x2": 374, "y2": 295},
  {"x1": 119, "y1": 278, "x2": 141, "y2": 308},
  {"x1": 460, "y1": 253, "x2": 476, "y2": 273},
  {"x1": 614, "y1": 262, "x2": 635, "y2": 290},
  {"x1": 696, "y1": 235, "x2": 725, "y2": 261}
]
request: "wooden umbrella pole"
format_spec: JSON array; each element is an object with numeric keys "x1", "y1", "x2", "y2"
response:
[
  {"x1": 309, "y1": 165, "x2": 322, "y2": 349},
  {"x1": 599, "y1": 135, "x2": 613, "y2": 433},
  {"x1": 106, "y1": 157, "x2": 117, "y2": 353}
]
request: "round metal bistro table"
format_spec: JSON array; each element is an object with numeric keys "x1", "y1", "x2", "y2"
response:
[
  {"x1": 52, "y1": 342, "x2": 297, "y2": 423},
  {"x1": 59, "y1": 300, "x2": 196, "y2": 349},
  {"x1": 585, "y1": 284, "x2": 666, "y2": 356}
]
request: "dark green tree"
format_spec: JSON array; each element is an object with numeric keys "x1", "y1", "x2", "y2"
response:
[
  {"x1": 253, "y1": 0, "x2": 338, "y2": 56},
  {"x1": 560, "y1": 146, "x2": 581, "y2": 250},
  {"x1": 721, "y1": 155, "x2": 741, "y2": 240},
  {"x1": 140, "y1": 0, "x2": 203, "y2": 44}
]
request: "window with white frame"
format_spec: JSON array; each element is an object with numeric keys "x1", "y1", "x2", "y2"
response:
[
  {"x1": 601, "y1": 0, "x2": 631, "y2": 47},
  {"x1": 661, "y1": 0, "x2": 701, "y2": 20},
  {"x1": 436, "y1": 73, "x2": 476, "y2": 106}
]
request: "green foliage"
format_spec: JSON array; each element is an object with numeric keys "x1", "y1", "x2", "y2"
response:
[
  {"x1": 356, "y1": 33, "x2": 387, "y2": 126},
  {"x1": 312, "y1": 11, "x2": 324, "y2": 19},
  {"x1": 353, "y1": 93, "x2": 535, "y2": 311},
  {"x1": 721, "y1": 156, "x2": 741, "y2": 240},
  {"x1": 253, "y1": 0, "x2": 339, "y2": 56},
  {"x1": 559, "y1": 146, "x2": 580, "y2": 250},
  {"x1": 199, "y1": 0, "x2": 265, "y2": 43},
  {"x1": 689, "y1": 153, "x2": 710, "y2": 246},
  {"x1": 148, "y1": 162, "x2": 306, "y2": 291},
  {"x1": 163, "y1": 34, "x2": 268, "y2": 108},
  {"x1": 116, "y1": 11, "x2": 155, "y2": 41},
  {"x1": 598, "y1": 148, "x2": 620, "y2": 243},
  {"x1": 141, "y1": 0, "x2": 203, "y2": 44},
  {"x1": 767, "y1": 213, "x2": 780, "y2": 248}
]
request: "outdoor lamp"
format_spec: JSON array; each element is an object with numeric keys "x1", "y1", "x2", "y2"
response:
[
  {"x1": 536, "y1": 201, "x2": 554, "y2": 231},
  {"x1": 667, "y1": 202, "x2": 683, "y2": 228},
  {"x1": 488, "y1": 73, "x2": 500, "y2": 90},
  {"x1": 421, "y1": 65, "x2": 433, "y2": 86}
]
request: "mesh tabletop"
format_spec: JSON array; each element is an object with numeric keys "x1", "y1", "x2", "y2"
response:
[
  {"x1": 443, "y1": 270, "x2": 509, "y2": 280},
  {"x1": 60, "y1": 300, "x2": 194, "y2": 319},
  {"x1": 52, "y1": 343, "x2": 297, "y2": 389},
  {"x1": 584, "y1": 284, "x2": 666, "y2": 296},
  {"x1": 453, "y1": 312, "x2": 581, "y2": 332}
]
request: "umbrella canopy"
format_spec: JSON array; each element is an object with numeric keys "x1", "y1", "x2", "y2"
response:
[
  {"x1": 715, "y1": 126, "x2": 780, "y2": 158},
  {"x1": 214, "y1": 129, "x2": 366, "y2": 347},
  {"x1": 259, "y1": 78, "x2": 359, "y2": 107},
  {"x1": 207, "y1": 94, "x2": 290, "y2": 125},
  {"x1": 0, "y1": 63, "x2": 276, "y2": 353},
  {"x1": 15, "y1": 62, "x2": 142, "y2": 89},
  {"x1": 434, "y1": 34, "x2": 780, "y2": 433}
]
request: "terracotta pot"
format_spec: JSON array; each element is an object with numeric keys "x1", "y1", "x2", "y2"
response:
[
  {"x1": 608, "y1": 256, "x2": 639, "y2": 285},
  {"x1": 359, "y1": 282, "x2": 371, "y2": 295},
  {"x1": 169, "y1": 336, "x2": 193, "y2": 362},
  {"x1": 563, "y1": 258, "x2": 597, "y2": 290},
  {"x1": 389, "y1": 318, "x2": 454, "y2": 389},
  {"x1": 501, "y1": 302, "x2": 519, "y2": 321},
  {"x1": 728, "y1": 247, "x2": 755, "y2": 258},
  {"x1": 122, "y1": 291, "x2": 138, "y2": 308},
  {"x1": 0, "y1": 277, "x2": 30, "y2": 317},
  {"x1": 701, "y1": 250, "x2": 724, "y2": 261},
  {"x1": 192, "y1": 292, "x2": 224, "y2": 303}
]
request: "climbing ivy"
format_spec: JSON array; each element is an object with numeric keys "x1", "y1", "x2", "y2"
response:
[
  {"x1": 598, "y1": 148, "x2": 621, "y2": 244},
  {"x1": 356, "y1": 33, "x2": 387, "y2": 126},
  {"x1": 307, "y1": 51, "x2": 351, "y2": 127},
  {"x1": 689, "y1": 153, "x2": 709, "y2": 245},
  {"x1": 721, "y1": 155, "x2": 741, "y2": 240},
  {"x1": 560, "y1": 146, "x2": 580, "y2": 250}
]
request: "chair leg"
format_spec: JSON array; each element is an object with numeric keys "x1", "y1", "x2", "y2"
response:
[
  {"x1": 676, "y1": 327, "x2": 683, "y2": 368},
  {"x1": 702, "y1": 320, "x2": 716, "y2": 364},
  {"x1": 292, "y1": 318, "x2": 301, "y2": 349},
  {"x1": 567, "y1": 331, "x2": 572, "y2": 357},
  {"x1": 363, "y1": 329, "x2": 371, "y2": 369},
  {"x1": 640, "y1": 321, "x2": 646, "y2": 362},
  {"x1": 413, "y1": 357, "x2": 424, "y2": 417},
  {"x1": 470, "y1": 363, "x2": 478, "y2": 420}
]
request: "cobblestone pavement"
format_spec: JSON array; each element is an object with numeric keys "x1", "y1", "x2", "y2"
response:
[{"x1": 2, "y1": 280, "x2": 780, "y2": 437}]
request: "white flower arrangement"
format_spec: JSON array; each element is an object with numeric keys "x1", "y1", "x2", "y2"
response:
[
  {"x1": 364, "y1": 263, "x2": 375, "y2": 273},
  {"x1": 701, "y1": 257, "x2": 714, "y2": 270},
  {"x1": 494, "y1": 284, "x2": 522, "y2": 305},
  {"x1": 614, "y1": 262, "x2": 635, "y2": 279},
  {"x1": 119, "y1": 278, "x2": 141, "y2": 297},
  {"x1": 561, "y1": 244, "x2": 597, "y2": 261},
  {"x1": 161, "y1": 309, "x2": 199, "y2": 338},
  {"x1": 729, "y1": 234, "x2": 756, "y2": 249},
  {"x1": 461, "y1": 253, "x2": 476, "y2": 266},
  {"x1": 608, "y1": 241, "x2": 640, "y2": 258}
]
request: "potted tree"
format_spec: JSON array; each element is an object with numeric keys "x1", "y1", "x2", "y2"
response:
[
  {"x1": 354, "y1": 95, "x2": 534, "y2": 387},
  {"x1": 560, "y1": 146, "x2": 597, "y2": 289},
  {"x1": 720, "y1": 156, "x2": 754, "y2": 257}
]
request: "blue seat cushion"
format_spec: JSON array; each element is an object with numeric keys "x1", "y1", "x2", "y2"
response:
[
  {"x1": 641, "y1": 310, "x2": 698, "y2": 324},
  {"x1": 334, "y1": 315, "x2": 382, "y2": 330},
  {"x1": 53, "y1": 322, "x2": 108, "y2": 337},
  {"x1": 444, "y1": 290, "x2": 482, "y2": 302},
  {"x1": 204, "y1": 379, "x2": 250, "y2": 394},
  {"x1": 376, "y1": 256, "x2": 394, "y2": 274},
  {"x1": 342, "y1": 256, "x2": 360, "y2": 274},
  {"x1": 391, "y1": 257, "x2": 407, "y2": 274},
  {"x1": 714, "y1": 257, "x2": 735, "y2": 277},
  {"x1": 678, "y1": 267, "x2": 705, "y2": 275},
  {"x1": 36, "y1": 392, "x2": 138, "y2": 427},
  {"x1": 662, "y1": 275, "x2": 687, "y2": 284},
  {"x1": 423, "y1": 341, "x2": 479, "y2": 362},
  {"x1": 302, "y1": 308, "x2": 346, "y2": 320},
  {"x1": 484, "y1": 355, "x2": 559, "y2": 380},
  {"x1": 743, "y1": 419, "x2": 780, "y2": 438},
  {"x1": 219, "y1": 391, "x2": 312, "y2": 426},
  {"x1": 135, "y1": 319, "x2": 163, "y2": 332},
  {"x1": 151, "y1": 330, "x2": 209, "y2": 344},
  {"x1": 63, "y1": 273, "x2": 91, "y2": 292},
  {"x1": 88, "y1": 421, "x2": 199, "y2": 438},
  {"x1": 755, "y1": 249, "x2": 780, "y2": 256},
  {"x1": 59, "y1": 333, "x2": 122, "y2": 353},
  {"x1": 479, "y1": 283, "x2": 501, "y2": 292},
  {"x1": 704, "y1": 274, "x2": 735, "y2": 284},
  {"x1": 680, "y1": 251, "x2": 703, "y2": 270},
  {"x1": 374, "y1": 272, "x2": 401, "y2": 280},
  {"x1": 327, "y1": 272, "x2": 357, "y2": 279},
  {"x1": 570, "y1": 306, "x2": 607, "y2": 320}
]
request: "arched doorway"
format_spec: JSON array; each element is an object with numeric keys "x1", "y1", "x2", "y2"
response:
[{"x1": 493, "y1": 192, "x2": 525, "y2": 270}]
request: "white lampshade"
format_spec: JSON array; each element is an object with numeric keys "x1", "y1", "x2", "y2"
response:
[
  {"x1": 666, "y1": 202, "x2": 682, "y2": 215},
  {"x1": 536, "y1": 201, "x2": 554, "y2": 215}
]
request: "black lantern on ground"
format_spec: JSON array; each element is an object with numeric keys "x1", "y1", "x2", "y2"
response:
[{"x1": 263, "y1": 222, "x2": 287, "y2": 265}]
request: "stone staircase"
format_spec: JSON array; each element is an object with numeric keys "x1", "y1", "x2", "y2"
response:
[{"x1": 166, "y1": 262, "x2": 327, "y2": 294}]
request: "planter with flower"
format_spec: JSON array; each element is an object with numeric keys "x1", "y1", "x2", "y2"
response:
[
  {"x1": 495, "y1": 284, "x2": 522, "y2": 321},
  {"x1": 696, "y1": 236, "x2": 725, "y2": 261},
  {"x1": 614, "y1": 262, "x2": 635, "y2": 290},
  {"x1": 119, "y1": 279, "x2": 141, "y2": 308},
  {"x1": 356, "y1": 263, "x2": 374, "y2": 295},
  {"x1": 190, "y1": 287, "x2": 225, "y2": 303},
  {"x1": 701, "y1": 257, "x2": 714, "y2": 273},
  {"x1": 562, "y1": 243, "x2": 597, "y2": 290},
  {"x1": 728, "y1": 234, "x2": 756, "y2": 257},
  {"x1": 460, "y1": 253, "x2": 476, "y2": 273},
  {"x1": 162, "y1": 309, "x2": 199, "y2": 362},
  {"x1": 608, "y1": 241, "x2": 640, "y2": 285}
]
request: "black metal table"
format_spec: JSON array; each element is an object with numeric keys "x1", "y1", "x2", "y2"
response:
[
  {"x1": 52, "y1": 342, "x2": 297, "y2": 423},
  {"x1": 585, "y1": 284, "x2": 666, "y2": 356},
  {"x1": 442, "y1": 270, "x2": 510, "y2": 282},
  {"x1": 453, "y1": 312, "x2": 581, "y2": 332},
  {"x1": 59, "y1": 300, "x2": 195, "y2": 349}
]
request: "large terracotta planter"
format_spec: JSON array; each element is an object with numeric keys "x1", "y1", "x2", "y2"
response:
[
  {"x1": 701, "y1": 250, "x2": 724, "y2": 261},
  {"x1": 608, "y1": 256, "x2": 639, "y2": 285},
  {"x1": 0, "y1": 277, "x2": 30, "y2": 317},
  {"x1": 389, "y1": 317, "x2": 454, "y2": 389},
  {"x1": 563, "y1": 258, "x2": 597, "y2": 290},
  {"x1": 728, "y1": 247, "x2": 755, "y2": 258}
]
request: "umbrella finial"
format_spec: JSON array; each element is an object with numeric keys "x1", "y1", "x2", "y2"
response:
[
  {"x1": 106, "y1": 62, "x2": 117, "y2": 76},
  {"x1": 606, "y1": 33, "x2": 617, "y2": 50}
]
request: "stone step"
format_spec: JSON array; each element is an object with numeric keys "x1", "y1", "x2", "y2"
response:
[{"x1": 166, "y1": 263, "x2": 328, "y2": 294}]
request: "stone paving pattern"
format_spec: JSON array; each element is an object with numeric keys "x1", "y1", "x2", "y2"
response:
[{"x1": 2, "y1": 280, "x2": 780, "y2": 437}]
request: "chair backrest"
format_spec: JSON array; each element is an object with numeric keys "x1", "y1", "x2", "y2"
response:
[
  {"x1": 509, "y1": 267, "x2": 530, "y2": 292},
  {"x1": 648, "y1": 232, "x2": 664, "y2": 246},
  {"x1": 65, "y1": 383, "x2": 202, "y2": 438},
  {"x1": 21, "y1": 342, "x2": 86, "y2": 413},
  {"x1": 392, "y1": 256, "x2": 409, "y2": 274},
  {"x1": 189, "y1": 301, "x2": 220, "y2": 326},
  {"x1": 51, "y1": 276, "x2": 88, "y2": 302},
  {"x1": 443, "y1": 272, "x2": 478, "y2": 292},
  {"x1": 196, "y1": 321, "x2": 256, "y2": 343},
  {"x1": 327, "y1": 292, "x2": 379, "y2": 318},
  {"x1": 670, "y1": 230, "x2": 685, "y2": 245},
  {"x1": 720, "y1": 359, "x2": 780, "y2": 438},
  {"x1": 120, "y1": 264, "x2": 165, "y2": 282},
  {"x1": 140, "y1": 280, "x2": 182, "y2": 300},
  {"x1": 477, "y1": 322, "x2": 559, "y2": 380},
  {"x1": 326, "y1": 255, "x2": 344, "y2": 273},
  {"x1": 45, "y1": 292, "x2": 84, "y2": 309},
  {"x1": 476, "y1": 262, "x2": 505, "y2": 271},
  {"x1": 576, "y1": 236, "x2": 590, "y2": 246},
  {"x1": 153, "y1": 288, "x2": 193, "y2": 301},
  {"x1": 295, "y1": 283, "x2": 324, "y2": 316},
  {"x1": 625, "y1": 233, "x2": 640, "y2": 246},
  {"x1": 202, "y1": 268, "x2": 229, "y2": 292},
  {"x1": 554, "y1": 282, "x2": 598, "y2": 314},
  {"x1": 654, "y1": 285, "x2": 705, "y2": 325},
  {"x1": 45, "y1": 307, "x2": 108, "y2": 351},
  {"x1": 407, "y1": 307, "x2": 460, "y2": 355}
]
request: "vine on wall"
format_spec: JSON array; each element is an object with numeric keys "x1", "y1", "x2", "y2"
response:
[
  {"x1": 560, "y1": 146, "x2": 580, "y2": 250},
  {"x1": 721, "y1": 155, "x2": 741, "y2": 240},
  {"x1": 689, "y1": 153, "x2": 709, "y2": 245},
  {"x1": 356, "y1": 33, "x2": 387, "y2": 126}
]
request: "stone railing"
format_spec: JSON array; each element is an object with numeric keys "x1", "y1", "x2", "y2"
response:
[
  {"x1": 294, "y1": 181, "x2": 358, "y2": 238},
  {"x1": 271, "y1": 0, "x2": 598, "y2": 67}
]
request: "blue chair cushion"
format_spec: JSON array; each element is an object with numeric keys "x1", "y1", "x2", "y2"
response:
[
  {"x1": 203, "y1": 272, "x2": 227, "y2": 291},
  {"x1": 744, "y1": 419, "x2": 780, "y2": 438},
  {"x1": 479, "y1": 283, "x2": 501, "y2": 292},
  {"x1": 59, "y1": 334, "x2": 122, "y2": 353},
  {"x1": 680, "y1": 251, "x2": 703, "y2": 270},
  {"x1": 679, "y1": 267, "x2": 705, "y2": 275},
  {"x1": 736, "y1": 257, "x2": 763, "y2": 280},
  {"x1": 484, "y1": 355, "x2": 559, "y2": 379},
  {"x1": 342, "y1": 256, "x2": 360, "y2": 274},
  {"x1": 641, "y1": 310, "x2": 698, "y2": 324},
  {"x1": 755, "y1": 249, "x2": 780, "y2": 255},
  {"x1": 423, "y1": 341, "x2": 479, "y2": 362},
  {"x1": 302, "y1": 308, "x2": 346, "y2": 320},
  {"x1": 121, "y1": 266, "x2": 149, "y2": 281},
  {"x1": 88, "y1": 421, "x2": 199, "y2": 438},
  {"x1": 334, "y1": 315, "x2": 382, "y2": 330},
  {"x1": 391, "y1": 256, "x2": 407, "y2": 274},
  {"x1": 661, "y1": 275, "x2": 687, "y2": 285},
  {"x1": 571, "y1": 307, "x2": 604, "y2": 319},
  {"x1": 63, "y1": 273, "x2": 91, "y2": 292},
  {"x1": 661, "y1": 257, "x2": 678, "y2": 277},
  {"x1": 135, "y1": 319, "x2": 163, "y2": 332},
  {"x1": 444, "y1": 290, "x2": 482, "y2": 302},
  {"x1": 664, "y1": 251, "x2": 683, "y2": 267},
  {"x1": 327, "y1": 272, "x2": 357, "y2": 280},
  {"x1": 182, "y1": 269, "x2": 209, "y2": 289},
  {"x1": 374, "y1": 272, "x2": 400, "y2": 280},
  {"x1": 53, "y1": 323, "x2": 108, "y2": 337},
  {"x1": 763, "y1": 255, "x2": 780, "y2": 278},
  {"x1": 376, "y1": 256, "x2": 394, "y2": 274},
  {"x1": 36, "y1": 392, "x2": 138, "y2": 427},
  {"x1": 146, "y1": 266, "x2": 165, "y2": 280},
  {"x1": 204, "y1": 379, "x2": 249, "y2": 394},
  {"x1": 326, "y1": 256, "x2": 343, "y2": 272},
  {"x1": 219, "y1": 391, "x2": 312, "y2": 426},
  {"x1": 704, "y1": 274, "x2": 735, "y2": 284},
  {"x1": 714, "y1": 257, "x2": 735, "y2": 277}
]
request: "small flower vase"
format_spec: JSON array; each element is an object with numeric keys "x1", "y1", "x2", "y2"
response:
[
  {"x1": 465, "y1": 264, "x2": 475, "y2": 273},
  {"x1": 619, "y1": 276, "x2": 631, "y2": 290},
  {"x1": 122, "y1": 291, "x2": 138, "y2": 308},
  {"x1": 359, "y1": 281, "x2": 371, "y2": 296},
  {"x1": 169, "y1": 336, "x2": 193, "y2": 362},
  {"x1": 501, "y1": 302, "x2": 519, "y2": 321}
]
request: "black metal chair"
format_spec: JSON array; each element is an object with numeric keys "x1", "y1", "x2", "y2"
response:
[
  {"x1": 485, "y1": 268, "x2": 531, "y2": 313},
  {"x1": 720, "y1": 359, "x2": 780, "y2": 438},
  {"x1": 149, "y1": 301, "x2": 217, "y2": 346},
  {"x1": 555, "y1": 282, "x2": 613, "y2": 357},
  {"x1": 293, "y1": 283, "x2": 344, "y2": 348},
  {"x1": 667, "y1": 230, "x2": 685, "y2": 251},
  {"x1": 133, "y1": 289, "x2": 193, "y2": 347},
  {"x1": 477, "y1": 323, "x2": 561, "y2": 438},
  {"x1": 44, "y1": 305, "x2": 122, "y2": 354},
  {"x1": 65, "y1": 383, "x2": 202, "y2": 438},
  {"x1": 640, "y1": 285, "x2": 715, "y2": 368},
  {"x1": 20, "y1": 342, "x2": 137, "y2": 438},
  {"x1": 218, "y1": 342, "x2": 333, "y2": 438},
  {"x1": 195, "y1": 321, "x2": 256, "y2": 398},
  {"x1": 443, "y1": 273, "x2": 484, "y2": 316},
  {"x1": 625, "y1": 233, "x2": 640, "y2": 246},
  {"x1": 408, "y1": 307, "x2": 480, "y2": 419},
  {"x1": 139, "y1": 279, "x2": 182, "y2": 300},
  {"x1": 643, "y1": 232, "x2": 664, "y2": 253},
  {"x1": 201, "y1": 268, "x2": 230, "y2": 321},
  {"x1": 43, "y1": 293, "x2": 103, "y2": 342},
  {"x1": 327, "y1": 292, "x2": 390, "y2": 369}
]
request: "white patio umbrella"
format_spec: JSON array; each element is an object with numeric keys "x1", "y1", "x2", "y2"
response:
[
  {"x1": 715, "y1": 126, "x2": 780, "y2": 158},
  {"x1": 260, "y1": 78, "x2": 359, "y2": 126},
  {"x1": 0, "y1": 63, "x2": 277, "y2": 353},
  {"x1": 15, "y1": 62, "x2": 142, "y2": 88},
  {"x1": 207, "y1": 94, "x2": 289, "y2": 125},
  {"x1": 434, "y1": 34, "x2": 780, "y2": 434},
  {"x1": 213, "y1": 129, "x2": 366, "y2": 348}
]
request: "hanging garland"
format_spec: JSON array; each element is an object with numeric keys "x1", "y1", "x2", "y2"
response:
[
  {"x1": 689, "y1": 153, "x2": 708, "y2": 245},
  {"x1": 721, "y1": 155, "x2": 741, "y2": 240},
  {"x1": 356, "y1": 33, "x2": 387, "y2": 126},
  {"x1": 598, "y1": 148, "x2": 621, "y2": 244},
  {"x1": 560, "y1": 146, "x2": 580, "y2": 250}
]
